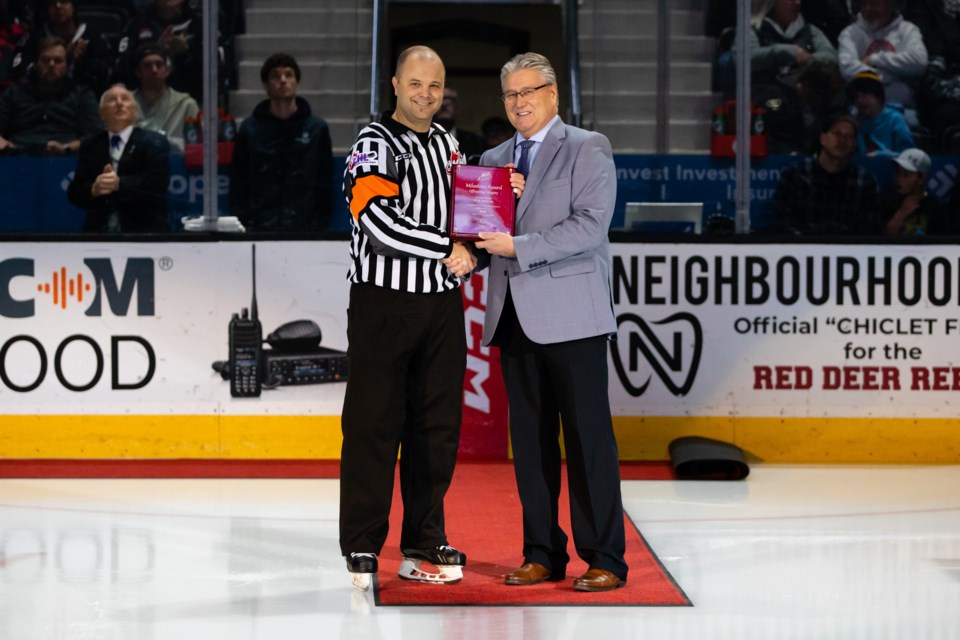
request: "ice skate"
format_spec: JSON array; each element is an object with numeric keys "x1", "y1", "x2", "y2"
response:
[
  {"x1": 398, "y1": 545, "x2": 466, "y2": 584},
  {"x1": 345, "y1": 552, "x2": 378, "y2": 591}
]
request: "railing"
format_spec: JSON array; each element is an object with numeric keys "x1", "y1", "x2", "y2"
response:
[
  {"x1": 371, "y1": 0, "x2": 387, "y2": 124},
  {"x1": 564, "y1": 0, "x2": 582, "y2": 128}
]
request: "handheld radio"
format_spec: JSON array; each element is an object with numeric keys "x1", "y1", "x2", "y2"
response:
[{"x1": 228, "y1": 245, "x2": 263, "y2": 397}]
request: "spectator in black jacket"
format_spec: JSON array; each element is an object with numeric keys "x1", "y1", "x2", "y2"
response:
[
  {"x1": 770, "y1": 111, "x2": 879, "y2": 235},
  {"x1": 229, "y1": 53, "x2": 334, "y2": 232},
  {"x1": 0, "y1": 35, "x2": 100, "y2": 153}
]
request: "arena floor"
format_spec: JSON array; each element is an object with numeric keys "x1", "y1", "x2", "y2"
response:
[{"x1": 1, "y1": 464, "x2": 958, "y2": 639}]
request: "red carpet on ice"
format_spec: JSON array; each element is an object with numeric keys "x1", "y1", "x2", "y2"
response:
[{"x1": 375, "y1": 461, "x2": 690, "y2": 606}]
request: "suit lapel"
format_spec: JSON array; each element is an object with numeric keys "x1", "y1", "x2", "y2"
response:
[
  {"x1": 96, "y1": 132, "x2": 111, "y2": 167},
  {"x1": 117, "y1": 128, "x2": 140, "y2": 170},
  {"x1": 516, "y1": 120, "x2": 564, "y2": 223}
]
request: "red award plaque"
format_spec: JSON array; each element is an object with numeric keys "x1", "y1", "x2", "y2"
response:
[{"x1": 449, "y1": 164, "x2": 516, "y2": 240}]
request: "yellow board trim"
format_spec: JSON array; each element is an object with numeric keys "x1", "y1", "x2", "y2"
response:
[
  {"x1": 0, "y1": 415, "x2": 343, "y2": 459},
  {"x1": 613, "y1": 416, "x2": 960, "y2": 463},
  {"x1": 0, "y1": 415, "x2": 957, "y2": 462}
]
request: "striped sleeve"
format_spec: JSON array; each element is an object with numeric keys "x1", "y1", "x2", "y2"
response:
[{"x1": 344, "y1": 131, "x2": 452, "y2": 260}]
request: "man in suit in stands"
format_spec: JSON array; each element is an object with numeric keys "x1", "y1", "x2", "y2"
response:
[
  {"x1": 67, "y1": 83, "x2": 170, "y2": 232},
  {"x1": 475, "y1": 52, "x2": 628, "y2": 592}
]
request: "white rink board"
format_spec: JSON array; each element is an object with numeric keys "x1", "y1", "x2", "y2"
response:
[
  {"x1": 0, "y1": 241, "x2": 350, "y2": 415},
  {"x1": 3, "y1": 241, "x2": 959, "y2": 420},
  {"x1": 608, "y1": 243, "x2": 960, "y2": 419}
]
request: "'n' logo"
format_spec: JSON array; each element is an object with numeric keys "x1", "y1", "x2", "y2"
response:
[{"x1": 610, "y1": 312, "x2": 702, "y2": 397}]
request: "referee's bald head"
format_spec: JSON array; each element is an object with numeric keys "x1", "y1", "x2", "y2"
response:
[{"x1": 395, "y1": 45, "x2": 444, "y2": 79}]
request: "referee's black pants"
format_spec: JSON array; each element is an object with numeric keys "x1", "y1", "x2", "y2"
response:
[{"x1": 339, "y1": 283, "x2": 466, "y2": 556}]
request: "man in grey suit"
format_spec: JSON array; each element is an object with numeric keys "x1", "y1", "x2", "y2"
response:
[{"x1": 475, "y1": 52, "x2": 627, "y2": 592}]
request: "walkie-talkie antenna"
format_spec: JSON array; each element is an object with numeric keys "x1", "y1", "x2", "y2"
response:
[{"x1": 250, "y1": 244, "x2": 258, "y2": 322}]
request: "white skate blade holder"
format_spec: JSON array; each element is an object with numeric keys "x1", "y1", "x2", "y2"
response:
[
  {"x1": 352, "y1": 572, "x2": 373, "y2": 591},
  {"x1": 398, "y1": 557, "x2": 463, "y2": 584}
]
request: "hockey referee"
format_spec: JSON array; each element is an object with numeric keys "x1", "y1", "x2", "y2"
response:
[{"x1": 339, "y1": 45, "x2": 477, "y2": 590}]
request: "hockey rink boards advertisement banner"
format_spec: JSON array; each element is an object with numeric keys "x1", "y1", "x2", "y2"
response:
[
  {"x1": 0, "y1": 241, "x2": 507, "y2": 459},
  {"x1": 1, "y1": 241, "x2": 958, "y2": 461},
  {"x1": 608, "y1": 243, "x2": 960, "y2": 418}
]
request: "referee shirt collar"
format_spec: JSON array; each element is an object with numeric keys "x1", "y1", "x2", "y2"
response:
[{"x1": 381, "y1": 110, "x2": 442, "y2": 140}]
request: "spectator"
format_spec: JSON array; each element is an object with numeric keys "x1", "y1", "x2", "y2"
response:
[
  {"x1": 848, "y1": 69, "x2": 914, "y2": 156},
  {"x1": 708, "y1": 0, "x2": 855, "y2": 44},
  {"x1": 731, "y1": 0, "x2": 839, "y2": 153},
  {"x1": 434, "y1": 86, "x2": 483, "y2": 163},
  {"x1": 116, "y1": 0, "x2": 202, "y2": 101},
  {"x1": 770, "y1": 111, "x2": 879, "y2": 235},
  {"x1": 907, "y1": 0, "x2": 960, "y2": 134},
  {"x1": 229, "y1": 52, "x2": 334, "y2": 232},
  {"x1": 26, "y1": 0, "x2": 113, "y2": 94},
  {"x1": 0, "y1": 0, "x2": 29, "y2": 94},
  {"x1": 880, "y1": 147, "x2": 952, "y2": 235},
  {"x1": 838, "y1": 0, "x2": 928, "y2": 124},
  {"x1": 749, "y1": 0, "x2": 838, "y2": 88},
  {"x1": 67, "y1": 83, "x2": 170, "y2": 232},
  {"x1": 480, "y1": 115, "x2": 512, "y2": 150},
  {"x1": 0, "y1": 35, "x2": 99, "y2": 154},
  {"x1": 132, "y1": 42, "x2": 197, "y2": 152}
]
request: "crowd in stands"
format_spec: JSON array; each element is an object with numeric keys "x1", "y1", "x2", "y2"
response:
[
  {"x1": 712, "y1": 0, "x2": 960, "y2": 155},
  {"x1": 1, "y1": 0, "x2": 242, "y2": 154},
  {"x1": 711, "y1": 0, "x2": 960, "y2": 235},
  {"x1": 1, "y1": 0, "x2": 955, "y2": 235},
  {"x1": 0, "y1": 0, "x2": 254, "y2": 231}
]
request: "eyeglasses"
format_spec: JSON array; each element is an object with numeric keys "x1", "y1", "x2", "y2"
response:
[{"x1": 501, "y1": 83, "x2": 551, "y2": 103}]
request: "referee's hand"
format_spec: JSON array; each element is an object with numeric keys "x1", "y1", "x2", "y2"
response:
[{"x1": 443, "y1": 242, "x2": 476, "y2": 277}]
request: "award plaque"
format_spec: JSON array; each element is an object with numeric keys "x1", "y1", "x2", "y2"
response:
[{"x1": 449, "y1": 164, "x2": 515, "y2": 240}]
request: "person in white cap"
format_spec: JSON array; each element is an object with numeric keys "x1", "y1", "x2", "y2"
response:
[{"x1": 881, "y1": 147, "x2": 951, "y2": 235}]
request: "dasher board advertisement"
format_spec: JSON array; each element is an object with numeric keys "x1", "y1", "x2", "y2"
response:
[{"x1": 609, "y1": 243, "x2": 960, "y2": 419}]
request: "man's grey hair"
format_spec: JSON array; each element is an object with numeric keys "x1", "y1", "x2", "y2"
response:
[
  {"x1": 99, "y1": 83, "x2": 142, "y2": 119},
  {"x1": 500, "y1": 52, "x2": 557, "y2": 87}
]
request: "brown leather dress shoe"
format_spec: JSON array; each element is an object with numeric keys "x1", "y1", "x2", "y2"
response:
[
  {"x1": 573, "y1": 568, "x2": 625, "y2": 592},
  {"x1": 504, "y1": 562, "x2": 563, "y2": 585}
]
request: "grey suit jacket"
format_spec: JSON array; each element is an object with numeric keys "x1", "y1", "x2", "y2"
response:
[{"x1": 478, "y1": 118, "x2": 617, "y2": 346}]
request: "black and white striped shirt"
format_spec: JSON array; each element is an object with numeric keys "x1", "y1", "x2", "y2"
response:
[{"x1": 343, "y1": 112, "x2": 464, "y2": 293}]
